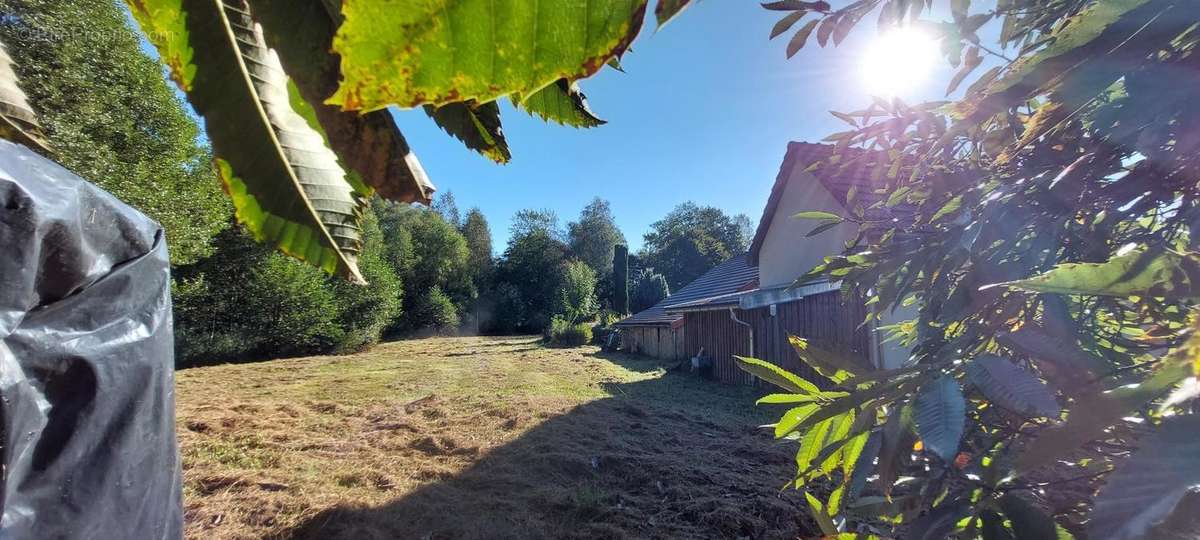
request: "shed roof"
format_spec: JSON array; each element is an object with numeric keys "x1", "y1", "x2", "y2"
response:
[
  {"x1": 747, "y1": 142, "x2": 893, "y2": 266},
  {"x1": 613, "y1": 254, "x2": 758, "y2": 328}
]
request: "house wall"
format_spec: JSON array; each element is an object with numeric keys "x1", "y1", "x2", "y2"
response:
[
  {"x1": 682, "y1": 291, "x2": 870, "y2": 385},
  {"x1": 757, "y1": 169, "x2": 858, "y2": 288},
  {"x1": 620, "y1": 326, "x2": 685, "y2": 361}
]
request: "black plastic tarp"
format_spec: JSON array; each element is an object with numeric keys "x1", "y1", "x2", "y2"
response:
[{"x1": 0, "y1": 140, "x2": 182, "y2": 538}]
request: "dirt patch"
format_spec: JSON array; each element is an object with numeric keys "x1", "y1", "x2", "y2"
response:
[{"x1": 175, "y1": 336, "x2": 814, "y2": 539}]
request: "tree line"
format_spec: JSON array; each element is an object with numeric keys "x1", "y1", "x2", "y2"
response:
[{"x1": 0, "y1": 0, "x2": 751, "y2": 366}]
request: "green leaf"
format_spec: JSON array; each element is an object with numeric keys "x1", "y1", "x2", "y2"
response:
[
  {"x1": 735, "y1": 355, "x2": 820, "y2": 394},
  {"x1": 966, "y1": 355, "x2": 1061, "y2": 418},
  {"x1": 914, "y1": 375, "x2": 965, "y2": 462},
  {"x1": 330, "y1": 0, "x2": 647, "y2": 111},
  {"x1": 127, "y1": 0, "x2": 196, "y2": 90},
  {"x1": 930, "y1": 194, "x2": 963, "y2": 222},
  {"x1": 0, "y1": 40, "x2": 50, "y2": 153},
  {"x1": 771, "y1": 10, "x2": 807, "y2": 39},
  {"x1": 786, "y1": 19, "x2": 820, "y2": 58},
  {"x1": 989, "y1": 0, "x2": 1151, "y2": 96},
  {"x1": 1090, "y1": 414, "x2": 1200, "y2": 540},
  {"x1": 775, "y1": 404, "x2": 820, "y2": 438},
  {"x1": 757, "y1": 391, "x2": 847, "y2": 404},
  {"x1": 907, "y1": 499, "x2": 970, "y2": 540},
  {"x1": 876, "y1": 403, "x2": 915, "y2": 497},
  {"x1": 796, "y1": 414, "x2": 837, "y2": 472},
  {"x1": 1017, "y1": 355, "x2": 1192, "y2": 474},
  {"x1": 246, "y1": 0, "x2": 436, "y2": 204},
  {"x1": 805, "y1": 491, "x2": 840, "y2": 537},
  {"x1": 807, "y1": 219, "x2": 844, "y2": 237},
  {"x1": 131, "y1": 0, "x2": 367, "y2": 282},
  {"x1": 793, "y1": 210, "x2": 843, "y2": 221},
  {"x1": 514, "y1": 79, "x2": 606, "y2": 128},
  {"x1": 762, "y1": 1, "x2": 830, "y2": 11},
  {"x1": 998, "y1": 493, "x2": 1058, "y2": 540},
  {"x1": 789, "y1": 335, "x2": 867, "y2": 384},
  {"x1": 817, "y1": 410, "x2": 857, "y2": 476},
  {"x1": 997, "y1": 325, "x2": 1110, "y2": 390},
  {"x1": 981, "y1": 511, "x2": 1016, "y2": 540},
  {"x1": 655, "y1": 0, "x2": 692, "y2": 28},
  {"x1": 986, "y1": 249, "x2": 1200, "y2": 298},
  {"x1": 425, "y1": 101, "x2": 511, "y2": 163}
]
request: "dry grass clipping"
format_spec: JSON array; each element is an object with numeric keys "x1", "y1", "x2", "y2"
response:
[{"x1": 175, "y1": 336, "x2": 818, "y2": 539}]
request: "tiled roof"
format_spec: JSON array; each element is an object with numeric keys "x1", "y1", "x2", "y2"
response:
[
  {"x1": 747, "y1": 142, "x2": 896, "y2": 266},
  {"x1": 613, "y1": 254, "x2": 758, "y2": 328}
]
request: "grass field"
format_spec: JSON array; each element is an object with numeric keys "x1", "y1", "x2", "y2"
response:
[{"x1": 176, "y1": 336, "x2": 818, "y2": 539}]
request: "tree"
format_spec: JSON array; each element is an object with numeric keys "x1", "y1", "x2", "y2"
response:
[
  {"x1": 641, "y1": 202, "x2": 748, "y2": 290},
  {"x1": 613, "y1": 244, "x2": 630, "y2": 314},
  {"x1": 461, "y1": 207, "x2": 494, "y2": 288},
  {"x1": 374, "y1": 201, "x2": 473, "y2": 334},
  {"x1": 555, "y1": 260, "x2": 599, "y2": 324},
  {"x1": 743, "y1": 2, "x2": 1200, "y2": 538},
  {"x1": 568, "y1": 198, "x2": 626, "y2": 279},
  {"x1": 113, "y1": 0, "x2": 699, "y2": 281},
  {"x1": 432, "y1": 190, "x2": 461, "y2": 229},
  {"x1": 174, "y1": 211, "x2": 402, "y2": 365},
  {"x1": 493, "y1": 213, "x2": 570, "y2": 333},
  {"x1": 0, "y1": 0, "x2": 228, "y2": 265},
  {"x1": 510, "y1": 208, "x2": 563, "y2": 241},
  {"x1": 630, "y1": 268, "x2": 670, "y2": 313}
]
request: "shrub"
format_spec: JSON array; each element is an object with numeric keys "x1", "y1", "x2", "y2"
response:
[
  {"x1": 174, "y1": 229, "x2": 344, "y2": 366},
  {"x1": 329, "y1": 213, "x2": 403, "y2": 353},
  {"x1": 546, "y1": 316, "x2": 592, "y2": 347},
  {"x1": 630, "y1": 268, "x2": 670, "y2": 313},
  {"x1": 411, "y1": 286, "x2": 460, "y2": 334},
  {"x1": 555, "y1": 259, "x2": 599, "y2": 323},
  {"x1": 174, "y1": 221, "x2": 404, "y2": 365}
]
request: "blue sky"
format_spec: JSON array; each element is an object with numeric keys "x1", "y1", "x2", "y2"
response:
[
  {"x1": 387, "y1": 2, "x2": 956, "y2": 253},
  {"x1": 135, "y1": 2, "x2": 965, "y2": 254}
]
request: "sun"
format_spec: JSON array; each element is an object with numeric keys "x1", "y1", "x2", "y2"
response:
[{"x1": 860, "y1": 27, "x2": 940, "y2": 97}]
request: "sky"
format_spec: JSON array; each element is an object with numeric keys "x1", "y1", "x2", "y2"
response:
[
  {"x1": 133, "y1": 2, "x2": 967, "y2": 255},
  {"x1": 386, "y1": 2, "x2": 960, "y2": 253}
]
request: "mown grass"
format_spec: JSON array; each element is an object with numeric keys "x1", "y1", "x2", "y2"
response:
[{"x1": 176, "y1": 336, "x2": 817, "y2": 539}]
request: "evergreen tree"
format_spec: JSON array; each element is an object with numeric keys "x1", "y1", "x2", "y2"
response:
[
  {"x1": 641, "y1": 202, "x2": 748, "y2": 290},
  {"x1": 567, "y1": 197, "x2": 626, "y2": 279},
  {"x1": 432, "y1": 190, "x2": 461, "y2": 229},
  {"x1": 461, "y1": 207, "x2": 494, "y2": 288},
  {"x1": 612, "y1": 244, "x2": 630, "y2": 314},
  {"x1": 630, "y1": 268, "x2": 670, "y2": 313}
]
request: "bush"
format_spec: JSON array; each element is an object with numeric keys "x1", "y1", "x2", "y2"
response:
[
  {"x1": 174, "y1": 221, "x2": 404, "y2": 365},
  {"x1": 411, "y1": 286, "x2": 460, "y2": 334},
  {"x1": 546, "y1": 316, "x2": 592, "y2": 347},
  {"x1": 329, "y1": 213, "x2": 403, "y2": 353},
  {"x1": 174, "y1": 229, "x2": 344, "y2": 365},
  {"x1": 555, "y1": 259, "x2": 599, "y2": 323}
]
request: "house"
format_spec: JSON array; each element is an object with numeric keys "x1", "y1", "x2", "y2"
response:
[
  {"x1": 612, "y1": 254, "x2": 758, "y2": 360},
  {"x1": 616, "y1": 142, "x2": 912, "y2": 384}
]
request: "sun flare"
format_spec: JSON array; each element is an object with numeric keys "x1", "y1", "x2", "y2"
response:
[{"x1": 861, "y1": 27, "x2": 940, "y2": 96}]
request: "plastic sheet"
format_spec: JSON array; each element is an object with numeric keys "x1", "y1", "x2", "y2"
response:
[{"x1": 0, "y1": 140, "x2": 181, "y2": 538}]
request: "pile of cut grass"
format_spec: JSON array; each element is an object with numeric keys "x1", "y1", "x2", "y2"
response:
[{"x1": 176, "y1": 336, "x2": 818, "y2": 539}]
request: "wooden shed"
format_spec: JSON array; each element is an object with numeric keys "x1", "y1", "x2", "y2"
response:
[{"x1": 613, "y1": 255, "x2": 757, "y2": 361}]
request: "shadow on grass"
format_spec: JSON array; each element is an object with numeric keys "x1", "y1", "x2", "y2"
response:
[{"x1": 277, "y1": 351, "x2": 815, "y2": 540}]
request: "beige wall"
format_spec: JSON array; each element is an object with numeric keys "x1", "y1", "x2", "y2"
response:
[
  {"x1": 757, "y1": 165, "x2": 917, "y2": 370},
  {"x1": 758, "y1": 169, "x2": 858, "y2": 288}
]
